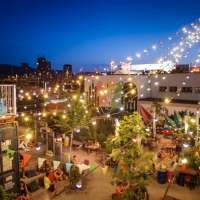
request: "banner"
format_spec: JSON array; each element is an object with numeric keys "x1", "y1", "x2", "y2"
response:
[
  {"x1": 53, "y1": 160, "x2": 60, "y2": 170},
  {"x1": 38, "y1": 157, "x2": 46, "y2": 169},
  {"x1": 89, "y1": 164, "x2": 97, "y2": 172},
  {"x1": 6, "y1": 148, "x2": 15, "y2": 159},
  {"x1": 139, "y1": 105, "x2": 152, "y2": 124},
  {"x1": 22, "y1": 153, "x2": 31, "y2": 168},
  {"x1": 66, "y1": 163, "x2": 73, "y2": 173},
  {"x1": 102, "y1": 165, "x2": 108, "y2": 175}
]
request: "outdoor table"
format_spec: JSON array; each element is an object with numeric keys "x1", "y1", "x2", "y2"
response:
[
  {"x1": 72, "y1": 140, "x2": 83, "y2": 147},
  {"x1": 77, "y1": 163, "x2": 90, "y2": 174},
  {"x1": 175, "y1": 167, "x2": 200, "y2": 188},
  {"x1": 21, "y1": 173, "x2": 45, "y2": 184},
  {"x1": 85, "y1": 145, "x2": 99, "y2": 150}
]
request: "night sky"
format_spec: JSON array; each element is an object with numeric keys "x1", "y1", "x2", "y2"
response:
[{"x1": 0, "y1": 0, "x2": 200, "y2": 71}]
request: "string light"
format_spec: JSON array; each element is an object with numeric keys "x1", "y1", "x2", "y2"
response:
[
  {"x1": 164, "y1": 98, "x2": 171, "y2": 104},
  {"x1": 92, "y1": 121, "x2": 96, "y2": 126},
  {"x1": 24, "y1": 116, "x2": 29, "y2": 122}
]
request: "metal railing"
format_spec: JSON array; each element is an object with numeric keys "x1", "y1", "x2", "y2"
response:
[{"x1": 0, "y1": 84, "x2": 16, "y2": 116}]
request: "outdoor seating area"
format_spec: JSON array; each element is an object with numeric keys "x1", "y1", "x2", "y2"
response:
[
  {"x1": 153, "y1": 132, "x2": 200, "y2": 190},
  {"x1": 16, "y1": 142, "x2": 100, "y2": 200}
]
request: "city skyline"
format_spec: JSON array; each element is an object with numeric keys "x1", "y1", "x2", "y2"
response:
[{"x1": 0, "y1": 0, "x2": 200, "y2": 71}]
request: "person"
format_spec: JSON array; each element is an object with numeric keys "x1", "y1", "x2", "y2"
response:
[
  {"x1": 48, "y1": 169, "x2": 56, "y2": 183},
  {"x1": 54, "y1": 167, "x2": 64, "y2": 181},
  {"x1": 59, "y1": 163, "x2": 68, "y2": 180},
  {"x1": 69, "y1": 165, "x2": 81, "y2": 189},
  {"x1": 40, "y1": 159, "x2": 53, "y2": 172},
  {"x1": 44, "y1": 172, "x2": 55, "y2": 192},
  {"x1": 17, "y1": 181, "x2": 30, "y2": 200}
]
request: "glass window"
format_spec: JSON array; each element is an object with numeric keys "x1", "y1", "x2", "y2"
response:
[
  {"x1": 169, "y1": 87, "x2": 177, "y2": 92},
  {"x1": 159, "y1": 86, "x2": 167, "y2": 92},
  {"x1": 181, "y1": 87, "x2": 192, "y2": 93},
  {"x1": 194, "y1": 87, "x2": 200, "y2": 94}
]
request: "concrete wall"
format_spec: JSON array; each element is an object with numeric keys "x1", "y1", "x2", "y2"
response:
[
  {"x1": 84, "y1": 73, "x2": 200, "y2": 107},
  {"x1": 149, "y1": 73, "x2": 200, "y2": 101}
]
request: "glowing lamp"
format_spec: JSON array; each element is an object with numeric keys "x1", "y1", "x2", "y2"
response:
[
  {"x1": 164, "y1": 98, "x2": 171, "y2": 104},
  {"x1": 26, "y1": 133, "x2": 32, "y2": 140}
]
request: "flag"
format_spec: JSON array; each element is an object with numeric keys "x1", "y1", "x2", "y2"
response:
[
  {"x1": 21, "y1": 153, "x2": 31, "y2": 168},
  {"x1": 6, "y1": 148, "x2": 15, "y2": 159},
  {"x1": 38, "y1": 157, "x2": 46, "y2": 169},
  {"x1": 173, "y1": 111, "x2": 179, "y2": 127},
  {"x1": 53, "y1": 160, "x2": 60, "y2": 170},
  {"x1": 89, "y1": 164, "x2": 97, "y2": 172},
  {"x1": 102, "y1": 166, "x2": 108, "y2": 175},
  {"x1": 66, "y1": 163, "x2": 73, "y2": 173},
  {"x1": 139, "y1": 105, "x2": 152, "y2": 124}
]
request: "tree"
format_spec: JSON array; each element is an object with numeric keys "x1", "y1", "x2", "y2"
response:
[
  {"x1": 47, "y1": 96, "x2": 91, "y2": 136},
  {"x1": 107, "y1": 113, "x2": 153, "y2": 200},
  {"x1": 47, "y1": 94, "x2": 92, "y2": 160},
  {"x1": 74, "y1": 118, "x2": 115, "y2": 147}
]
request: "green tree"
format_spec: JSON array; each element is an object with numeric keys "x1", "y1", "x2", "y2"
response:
[
  {"x1": 74, "y1": 118, "x2": 115, "y2": 147},
  {"x1": 47, "y1": 96, "x2": 91, "y2": 136},
  {"x1": 107, "y1": 113, "x2": 153, "y2": 200}
]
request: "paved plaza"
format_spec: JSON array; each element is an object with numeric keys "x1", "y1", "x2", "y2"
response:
[{"x1": 28, "y1": 149, "x2": 200, "y2": 200}]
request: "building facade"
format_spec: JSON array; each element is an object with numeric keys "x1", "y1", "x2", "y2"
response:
[{"x1": 84, "y1": 73, "x2": 200, "y2": 114}]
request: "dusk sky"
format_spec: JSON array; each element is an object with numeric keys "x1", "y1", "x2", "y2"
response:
[{"x1": 0, "y1": 0, "x2": 200, "y2": 71}]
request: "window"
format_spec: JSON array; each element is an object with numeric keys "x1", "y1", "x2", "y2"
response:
[
  {"x1": 159, "y1": 86, "x2": 167, "y2": 92},
  {"x1": 169, "y1": 86, "x2": 177, "y2": 92},
  {"x1": 181, "y1": 87, "x2": 192, "y2": 93},
  {"x1": 194, "y1": 87, "x2": 200, "y2": 94}
]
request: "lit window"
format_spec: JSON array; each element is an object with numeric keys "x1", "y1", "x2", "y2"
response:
[
  {"x1": 181, "y1": 87, "x2": 192, "y2": 93},
  {"x1": 159, "y1": 86, "x2": 167, "y2": 92},
  {"x1": 194, "y1": 87, "x2": 200, "y2": 94},
  {"x1": 169, "y1": 87, "x2": 177, "y2": 93}
]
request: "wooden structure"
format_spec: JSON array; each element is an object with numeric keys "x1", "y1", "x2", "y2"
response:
[
  {"x1": 0, "y1": 116, "x2": 20, "y2": 192},
  {"x1": 0, "y1": 85, "x2": 19, "y2": 192}
]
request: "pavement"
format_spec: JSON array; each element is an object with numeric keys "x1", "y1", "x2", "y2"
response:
[
  {"x1": 30, "y1": 165, "x2": 200, "y2": 200},
  {"x1": 28, "y1": 149, "x2": 200, "y2": 200},
  {"x1": 21, "y1": 134, "x2": 200, "y2": 200}
]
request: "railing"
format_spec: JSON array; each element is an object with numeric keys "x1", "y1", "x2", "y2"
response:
[{"x1": 0, "y1": 84, "x2": 16, "y2": 116}]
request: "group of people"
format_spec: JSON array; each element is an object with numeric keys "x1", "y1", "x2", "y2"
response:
[
  {"x1": 39, "y1": 159, "x2": 67, "y2": 195},
  {"x1": 40, "y1": 155, "x2": 91, "y2": 193}
]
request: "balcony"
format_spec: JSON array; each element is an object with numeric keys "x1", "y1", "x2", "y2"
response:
[{"x1": 0, "y1": 84, "x2": 17, "y2": 117}]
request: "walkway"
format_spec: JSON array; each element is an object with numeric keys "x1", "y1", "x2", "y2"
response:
[{"x1": 29, "y1": 149, "x2": 200, "y2": 200}]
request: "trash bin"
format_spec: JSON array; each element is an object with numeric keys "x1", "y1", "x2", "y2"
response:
[{"x1": 157, "y1": 170, "x2": 167, "y2": 184}]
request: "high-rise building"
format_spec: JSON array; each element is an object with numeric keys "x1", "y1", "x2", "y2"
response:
[
  {"x1": 36, "y1": 57, "x2": 52, "y2": 83},
  {"x1": 36, "y1": 57, "x2": 51, "y2": 73},
  {"x1": 63, "y1": 64, "x2": 72, "y2": 80},
  {"x1": 20, "y1": 63, "x2": 31, "y2": 75}
]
